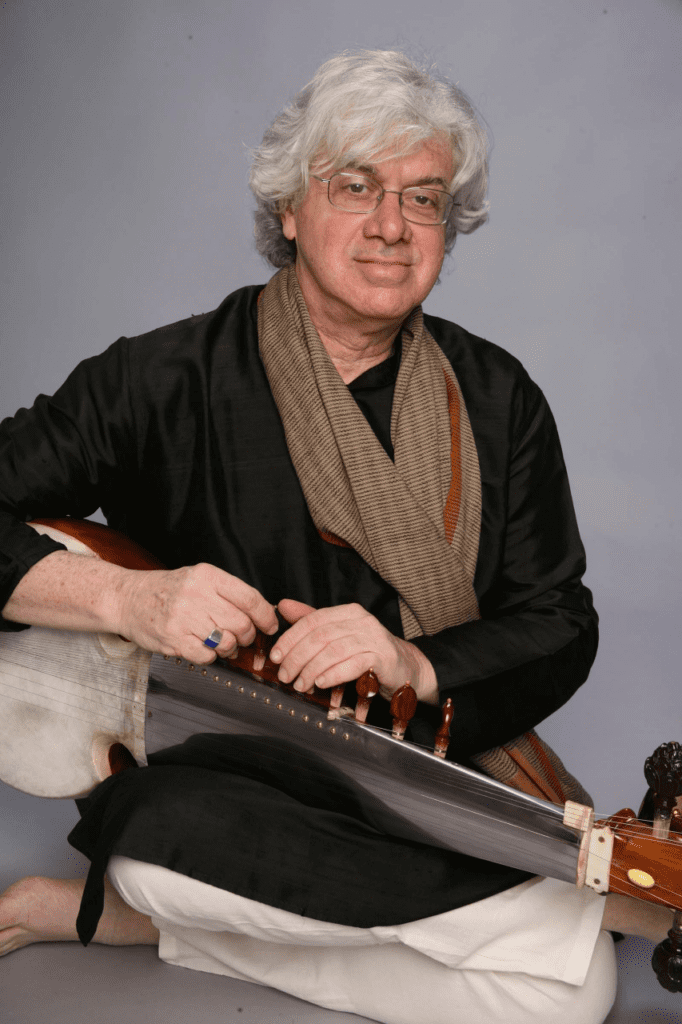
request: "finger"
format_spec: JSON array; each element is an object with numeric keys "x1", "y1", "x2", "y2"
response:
[
  {"x1": 277, "y1": 598, "x2": 316, "y2": 624},
  {"x1": 213, "y1": 570, "x2": 278, "y2": 635},
  {"x1": 202, "y1": 590, "x2": 265, "y2": 649},
  {"x1": 207, "y1": 629, "x2": 240, "y2": 660},
  {"x1": 272, "y1": 603, "x2": 362, "y2": 664},
  {"x1": 293, "y1": 649, "x2": 376, "y2": 694},
  {"x1": 282, "y1": 632, "x2": 373, "y2": 688},
  {"x1": 217, "y1": 611, "x2": 256, "y2": 649},
  {"x1": 274, "y1": 619, "x2": 355, "y2": 680}
]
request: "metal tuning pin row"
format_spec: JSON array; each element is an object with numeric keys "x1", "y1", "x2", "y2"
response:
[
  {"x1": 328, "y1": 671, "x2": 453, "y2": 759},
  {"x1": 241, "y1": 636, "x2": 455, "y2": 760}
]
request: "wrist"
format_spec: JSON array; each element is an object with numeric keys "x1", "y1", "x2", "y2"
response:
[
  {"x1": 108, "y1": 564, "x2": 145, "y2": 638},
  {"x1": 397, "y1": 638, "x2": 439, "y2": 706},
  {"x1": 416, "y1": 655, "x2": 439, "y2": 705}
]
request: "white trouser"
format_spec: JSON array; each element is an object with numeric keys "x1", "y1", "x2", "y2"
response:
[{"x1": 108, "y1": 855, "x2": 617, "y2": 1024}]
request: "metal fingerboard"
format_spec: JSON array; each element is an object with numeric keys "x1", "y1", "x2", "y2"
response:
[{"x1": 146, "y1": 653, "x2": 582, "y2": 884}]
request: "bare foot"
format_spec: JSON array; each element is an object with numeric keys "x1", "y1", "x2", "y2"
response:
[{"x1": 0, "y1": 876, "x2": 159, "y2": 956}]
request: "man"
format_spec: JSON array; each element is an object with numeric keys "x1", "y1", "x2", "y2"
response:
[{"x1": 0, "y1": 49, "x2": 673, "y2": 1024}]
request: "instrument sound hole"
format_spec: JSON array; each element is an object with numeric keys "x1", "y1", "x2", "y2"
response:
[{"x1": 108, "y1": 743, "x2": 138, "y2": 775}]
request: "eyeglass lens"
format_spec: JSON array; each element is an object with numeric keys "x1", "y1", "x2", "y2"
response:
[{"x1": 327, "y1": 172, "x2": 452, "y2": 224}]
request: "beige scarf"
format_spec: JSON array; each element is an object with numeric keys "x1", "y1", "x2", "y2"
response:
[{"x1": 258, "y1": 266, "x2": 590, "y2": 807}]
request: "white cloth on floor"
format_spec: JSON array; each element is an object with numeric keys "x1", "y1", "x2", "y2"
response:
[{"x1": 108, "y1": 855, "x2": 616, "y2": 1024}]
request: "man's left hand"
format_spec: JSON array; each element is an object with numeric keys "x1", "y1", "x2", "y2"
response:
[{"x1": 269, "y1": 599, "x2": 439, "y2": 705}]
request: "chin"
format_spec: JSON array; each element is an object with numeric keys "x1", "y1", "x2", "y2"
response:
[{"x1": 357, "y1": 290, "x2": 422, "y2": 322}]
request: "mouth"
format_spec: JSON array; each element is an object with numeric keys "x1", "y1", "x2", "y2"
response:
[{"x1": 355, "y1": 258, "x2": 412, "y2": 267}]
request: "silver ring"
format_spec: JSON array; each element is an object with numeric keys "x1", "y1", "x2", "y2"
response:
[{"x1": 203, "y1": 628, "x2": 223, "y2": 649}]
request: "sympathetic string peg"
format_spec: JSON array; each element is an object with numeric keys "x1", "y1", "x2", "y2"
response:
[
  {"x1": 252, "y1": 629, "x2": 271, "y2": 673},
  {"x1": 354, "y1": 670, "x2": 379, "y2": 724},
  {"x1": 644, "y1": 742, "x2": 682, "y2": 838},
  {"x1": 327, "y1": 684, "x2": 346, "y2": 720},
  {"x1": 434, "y1": 698, "x2": 454, "y2": 758},
  {"x1": 234, "y1": 628, "x2": 275, "y2": 677},
  {"x1": 390, "y1": 683, "x2": 418, "y2": 741}
]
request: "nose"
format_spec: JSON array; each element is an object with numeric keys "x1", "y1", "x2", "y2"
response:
[{"x1": 363, "y1": 190, "x2": 412, "y2": 245}]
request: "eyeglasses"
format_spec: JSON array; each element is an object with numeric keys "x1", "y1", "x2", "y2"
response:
[{"x1": 312, "y1": 172, "x2": 459, "y2": 226}]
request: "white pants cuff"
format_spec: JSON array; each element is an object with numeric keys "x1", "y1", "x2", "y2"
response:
[{"x1": 108, "y1": 855, "x2": 616, "y2": 1024}]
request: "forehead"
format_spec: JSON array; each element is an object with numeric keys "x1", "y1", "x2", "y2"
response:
[
  {"x1": 337, "y1": 138, "x2": 454, "y2": 186},
  {"x1": 313, "y1": 135, "x2": 452, "y2": 179}
]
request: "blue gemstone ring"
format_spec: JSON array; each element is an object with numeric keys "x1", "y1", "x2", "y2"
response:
[{"x1": 203, "y1": 628, "x2": 223, "y2": 649}]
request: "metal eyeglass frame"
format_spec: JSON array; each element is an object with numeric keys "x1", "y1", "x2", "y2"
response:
[{"x1": 312, "y1": 172, "x2": 460, "y2": 226}]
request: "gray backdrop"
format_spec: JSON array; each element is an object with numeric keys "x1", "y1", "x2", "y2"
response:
[{"x1": 1, "y1": 0, "x2": 681, "y2": 909}]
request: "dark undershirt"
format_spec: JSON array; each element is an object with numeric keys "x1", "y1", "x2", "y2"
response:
[{"x1": 347, "y1": 337, "x2": 401, "y2": 461}]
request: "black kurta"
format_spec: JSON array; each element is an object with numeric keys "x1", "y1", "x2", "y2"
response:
[{"x1": 0, "y1": 284, "x2": 597, "y2": 933}]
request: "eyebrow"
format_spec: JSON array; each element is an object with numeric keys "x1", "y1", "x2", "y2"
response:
[{"x1": 342, "y1": 161, "x2": 450, "y2": 190}]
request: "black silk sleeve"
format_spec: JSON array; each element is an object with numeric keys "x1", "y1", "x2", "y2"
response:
[
  {"x1": 0, "y1": 340, "x2": 137, "y2": 627},
  {"x1": 410, "y1": 373, "x2": 598, "y2": 759}
]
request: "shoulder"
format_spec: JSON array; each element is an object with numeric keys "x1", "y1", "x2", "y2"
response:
[
  {"x1": 108, "y1": 284, "x2": 266, "y2": 400},
  {"x1": 127, "y1": 284, "x2": 264, "y2": 355},
  {"x1": 39, "y1": 286, "x2": 266, "y2": 428},
  {"x1": 57, "y1": 286, "x2": 264, "y2": 387},
  {"x1": 424, "y1": 312, "x2": 533, "y2": 394},
  {"x1": 423, "y1": 311, "x2": 547, "y2": 440}
]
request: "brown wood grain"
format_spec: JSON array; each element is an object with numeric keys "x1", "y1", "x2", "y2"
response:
[
  {"x1": 30, "y1": 517, "x2": 165, "y2": 571},
  {"x1": 601, "y1": 808, "x2": 682, "y2": 911}
]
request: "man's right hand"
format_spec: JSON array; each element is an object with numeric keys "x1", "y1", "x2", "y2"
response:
[
  {"x1": 2, "y1": 551, "x2": 278, "y2": 664},
  {"x1": 116, "y1": 563, "x2": 278, "y2": 662}
]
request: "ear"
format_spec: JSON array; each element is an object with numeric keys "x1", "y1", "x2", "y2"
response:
[{"x1": 281, "y1": 207, "x2": 297, "y2": 242}]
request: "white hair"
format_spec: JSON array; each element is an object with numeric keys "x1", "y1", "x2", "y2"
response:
[{"x1": 249, "y1": 49, "x2": 490, "y2": 267}]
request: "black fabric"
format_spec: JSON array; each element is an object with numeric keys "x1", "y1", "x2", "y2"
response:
[
  {"x1": 71, "y1": 735, "x2": 531, "y2": 943},
  {"x1": 0, "y1": 284, "x2": 598, "y2": 940},
  {"x1": 347, "y1": 336, "x2": 401, "y2": 460},
  {"x1": 0, "y1": 285, "x2": 597, "y2": 755}
]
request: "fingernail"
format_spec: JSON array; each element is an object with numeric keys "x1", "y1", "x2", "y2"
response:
[
  {"x1": 227, "y1": 650, "x2": 238, "y2": 660},
  {"x1": 293, "y1": 678, "x2": 304, "y2": 691},
  {"x1": 278, "y1": 668, "x2": 289, "y2": 683},
  {"x1": 267, "y1": 623, "x2": 278, "y2": 635},
  {"x1": 270, "y1": 647, "x2": 282, "y2": 663},
  {"x1": 316, "y1": 675, "x2": 325, "y2": 687}
]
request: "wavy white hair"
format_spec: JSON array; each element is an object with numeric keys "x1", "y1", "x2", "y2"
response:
[{"x1": 249, "y1": 49, "x2": 490, "y2": 268}]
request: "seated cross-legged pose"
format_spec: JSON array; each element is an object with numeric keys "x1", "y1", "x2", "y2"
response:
[{"x1": 0, "y1": 48, "x2": 673, "y2": 1024}]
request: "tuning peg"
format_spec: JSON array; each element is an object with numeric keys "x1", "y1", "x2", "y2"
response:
[
  {"x1": 252, "y1": 629, "x2": 271, "y2": 673},
  {"x1": 354, "y1": 670, "x2": 379, "y2": 723},
  {"x1": 644, "y1": 742, "x2": 682, "y2": 838},
  {"x1": 390, "y1": 683, "x2": 418, "y2": 741},
  {"x1": 327, "y1": 684, "x2": 346, "y2": 720},
  {"x1": 234, "y1": 629, "x2": 275, "y2": 678},
  {"x1": 652, "y1": 911, "x2": 682, "y2": 992},
  {"x1": 434, "y1": 698, "x2": 454, "y2": 758}
]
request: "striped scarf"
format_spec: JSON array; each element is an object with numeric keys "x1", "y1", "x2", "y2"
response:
[{"x1": 258, "y1": 266, "x2": 590, "y2": 807}]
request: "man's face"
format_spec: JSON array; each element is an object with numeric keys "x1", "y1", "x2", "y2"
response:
[{"x1": 281, "y1": 138, "x2": 453, "y2": 333}]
